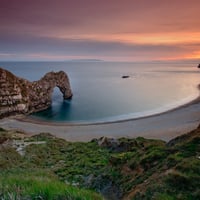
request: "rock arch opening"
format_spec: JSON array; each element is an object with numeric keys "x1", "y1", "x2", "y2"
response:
[
  {"x1": 52, "y1": 87, "x2": 63, "y2": 104},
  {"x1": 0, "y1": 68, "x2": 73, "y2": 118}
]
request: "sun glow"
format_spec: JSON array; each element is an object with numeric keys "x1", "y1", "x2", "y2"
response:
[
  {"x1": 50, "y1": 31, "x2": 200, "y2": 46},
  {"x1": 183, "y1": 51, "x2": 200, "y2": 59}
]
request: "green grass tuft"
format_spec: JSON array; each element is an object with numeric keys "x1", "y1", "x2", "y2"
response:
[{"x1": 0, "y1": 170, "x2": 103, "y2": 200}]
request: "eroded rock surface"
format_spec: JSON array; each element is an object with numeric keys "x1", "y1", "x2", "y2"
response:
[{"x1": 0, "y1": 68, "x2": 73, "y2": 118}]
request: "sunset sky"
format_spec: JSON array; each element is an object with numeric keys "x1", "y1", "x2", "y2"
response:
[{"x1": 1, "y1": 0, "x2": 200, "y2": 61}]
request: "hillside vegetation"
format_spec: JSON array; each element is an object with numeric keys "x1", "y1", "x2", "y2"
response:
[{"x1": 0, "y1": 126, "x2": 199, "y2": 200}]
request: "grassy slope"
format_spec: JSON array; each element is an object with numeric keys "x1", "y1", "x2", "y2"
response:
[
  {"x1": 0, "y1": 126, "x2": 199, "y2": 200},
  {"x1": 0, "y1": 129, "x2": 103, "y2": 200}
]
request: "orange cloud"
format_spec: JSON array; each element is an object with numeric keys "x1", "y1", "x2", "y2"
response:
[
  {"x1": 48, "y1": 31, "x2": 200, "y2": 46},
  {"x1": 183, "y1": 51, "x2": 200, "y2": 59}
]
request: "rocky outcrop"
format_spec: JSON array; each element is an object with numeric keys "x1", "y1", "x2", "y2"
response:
[
  {"x1": 0, "y1": 68, "x2": 73, "y2": 118},
  {"x1": 94, "y1": 137, "x2": 138, "y2": 152},
  {"x1": 121, "y1": 75, "x2": 130, "y2": 79}
]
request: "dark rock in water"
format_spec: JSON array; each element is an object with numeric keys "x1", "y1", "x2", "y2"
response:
[
  {"x1": 197, "y1": 64, "x2": 200, "y2": 68},
  {"x1": 0, "y1": 67, "x2": 73, "y2": 118},
  {"x1": 121, "y1": 75, "x2": 130, "y2": 79}
]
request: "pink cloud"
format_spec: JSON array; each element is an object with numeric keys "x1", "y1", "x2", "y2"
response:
[{"x1": 0, "y1": 0, "x2": 200, "y2": 61}]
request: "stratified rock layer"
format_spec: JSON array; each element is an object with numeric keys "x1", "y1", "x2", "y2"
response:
[{"x1": 0, "y1": 68, "x2": 73, "y2": 118}]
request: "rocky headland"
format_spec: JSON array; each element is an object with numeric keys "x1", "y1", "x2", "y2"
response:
[{"x1": 0, "y1": 68, "x2": 73, "y2": 118}]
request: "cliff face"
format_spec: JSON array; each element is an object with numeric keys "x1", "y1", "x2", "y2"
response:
[{"x1": 0, "y1": 68, "x2": 73, "y2": 118}]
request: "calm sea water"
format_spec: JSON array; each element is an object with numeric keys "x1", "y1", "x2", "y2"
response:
[{"x1": 1, "y1": 61, "x2": 199, "y2": 123}]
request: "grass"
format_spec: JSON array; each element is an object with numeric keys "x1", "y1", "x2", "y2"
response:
[
  {"x1": 0, "y1": 170, "x2": 103, "y2": 200},
  {"x1": 24, "y1": 137, "x2": 111, "y2": 185},
  {"x1": 0, "y1": 126, "x2": 200, "y2": 199},
  {"x1": 128, "y1": 131, "x2": 200, "y2": 200}
]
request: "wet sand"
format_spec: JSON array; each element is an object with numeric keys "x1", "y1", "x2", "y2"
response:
[{"x1": 1, "y1": 98, "x2": 200, "y2": 142}]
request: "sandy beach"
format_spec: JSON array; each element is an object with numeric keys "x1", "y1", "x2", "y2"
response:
[{"x1": 1, "y1": 97, "x2": 200, "y2": 142}]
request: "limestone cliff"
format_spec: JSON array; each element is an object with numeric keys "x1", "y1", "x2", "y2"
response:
[{"x1": 0, "y1": 68, "x2": 73, "y2": 118}]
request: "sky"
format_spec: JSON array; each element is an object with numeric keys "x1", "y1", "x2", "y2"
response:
[{"x1": 0, "y1": 0, "x2": 200, "y2": 62}]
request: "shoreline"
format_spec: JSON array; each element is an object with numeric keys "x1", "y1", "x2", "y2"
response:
[
  {"x1": 19, "y1": 91, "x2": 200, "y2": 126},
  {"x1": 1, "y1": 92, "x2": 200, "y2": 142}
]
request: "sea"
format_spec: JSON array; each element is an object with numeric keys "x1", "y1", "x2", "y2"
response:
[{"x1": 0, "y1": 61, "x2": 199, "y2": 123}]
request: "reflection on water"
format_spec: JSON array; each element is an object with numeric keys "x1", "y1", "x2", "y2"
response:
[{"x1": 34, "y1": 100, "x2": 72, "y2": 120}]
